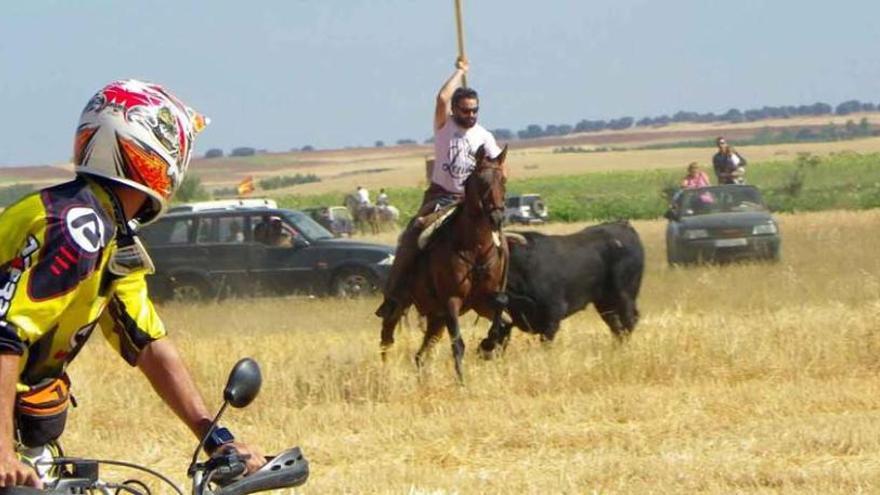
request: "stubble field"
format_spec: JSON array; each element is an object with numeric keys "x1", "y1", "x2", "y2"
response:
[{"x1": 57, "y1": 207, "x2": 880, "y2": 493}]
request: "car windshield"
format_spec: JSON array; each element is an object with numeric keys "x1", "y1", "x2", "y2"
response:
[
  {"x1": 329, "y1": 207, "x2": 352, "y2": 221},
  {"x1": 283, "y1": 210, "x2": 334, "y2": 240},
  {"x1": 678, "y1": 186, "x2": 767, "y2": 216}
]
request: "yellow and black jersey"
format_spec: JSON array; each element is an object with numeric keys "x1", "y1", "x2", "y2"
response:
[{"x1": 0, "y1": 178, "x2": 166, "y2": 391}]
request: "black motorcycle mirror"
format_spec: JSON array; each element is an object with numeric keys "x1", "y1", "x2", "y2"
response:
[
  {"x1": 188, "y1": 358, "x2": 262, "y2": 477},
  {"x1": 224, "y1": 358, "x2": 262, "y2": 408}
]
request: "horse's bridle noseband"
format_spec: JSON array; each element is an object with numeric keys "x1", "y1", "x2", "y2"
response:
[{"x1": 468, "y1": 163, "x2": 506, "y2": 217}]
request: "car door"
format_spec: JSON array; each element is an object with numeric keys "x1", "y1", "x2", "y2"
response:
[
  {"x1": 194, "y1": 214, "x2": 253, "y2": 294},
  {"x1": 666, "y1": 192, "x2": 685, "y2": 247},
  {"x1": 247, "y1": 214, "x2": 320, "y2": 294},
  {"x1": 142, "y1": 215, "x2": 202, "y2": 274}
]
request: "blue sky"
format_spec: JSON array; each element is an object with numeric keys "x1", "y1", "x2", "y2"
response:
[{"x1": 2, "y1": 0, "x2": 878, "y2": 165}]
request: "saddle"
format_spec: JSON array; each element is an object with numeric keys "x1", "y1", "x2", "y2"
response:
[
  {"x1": 417, "y1": 205, "x2": 459, "y2": 249},
  {"x1": 416, "y1": 205, "x2": 529, "y2": 250}
]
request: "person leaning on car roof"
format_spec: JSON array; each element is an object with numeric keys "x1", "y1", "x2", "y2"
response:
[{"x1": 681, "y1": 162, "x2": 711, "y2": 189}]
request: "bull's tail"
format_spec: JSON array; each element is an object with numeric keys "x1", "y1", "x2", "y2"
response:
[{"x1": 604, "y1": 229, "x2": 644, "y2": 333}]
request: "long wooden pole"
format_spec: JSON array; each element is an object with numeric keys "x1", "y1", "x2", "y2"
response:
[{"x1": 454, "y1": 0, "x2": 467, "y2": 87}]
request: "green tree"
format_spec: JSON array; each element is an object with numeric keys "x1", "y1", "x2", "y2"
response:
[
  {"x1": 175, "y1": 174, "x2": 209, "y2": 203},
  {"x1": 0, "y1": 183, "x2": 35, "y2": 207}
]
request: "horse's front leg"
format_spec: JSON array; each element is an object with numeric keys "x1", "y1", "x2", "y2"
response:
[
  {"x1": 444, "y1": 297, "x2": 465, "y2": 384},
  {"x1": 380, "y1": 310, "x2": 403, "y2": 362},
  {"x1": 415, "y1": 315, "x2": 445, "y2": 369},
  {"x1": 479, "y1": 314, "x2": 514, "y2": 359}
]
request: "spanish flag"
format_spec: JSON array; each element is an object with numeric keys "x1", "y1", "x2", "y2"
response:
[{"x1": 237, "y1": 176, "x2": 255, "y2": 197}]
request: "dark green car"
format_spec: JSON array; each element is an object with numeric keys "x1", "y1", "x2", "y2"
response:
[
  {"x1": 665, "y1": 185, "x2": 781, "y2": 265},
  {"x1": 140, "y1": 205, "x2": 394, "y2": 300}
]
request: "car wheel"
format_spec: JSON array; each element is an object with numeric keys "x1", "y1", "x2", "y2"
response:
[
  {"x1": 332, "y1": 267, "x2": 378, "y2": 298},
  {"x1": 171, "y1": 277, "x2": 210, "y2": 302},
  {"x1": 532, "y1": 200, "x2": 547, "y2": 217}
]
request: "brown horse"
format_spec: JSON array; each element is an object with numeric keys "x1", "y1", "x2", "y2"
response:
[{"x1": 380, "y1": 145, "x2": 509, "y2": 381}]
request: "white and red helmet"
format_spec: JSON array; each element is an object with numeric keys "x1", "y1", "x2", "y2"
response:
[{"x1": 74, "y1": 79, "x2": 208, "y2": 225}]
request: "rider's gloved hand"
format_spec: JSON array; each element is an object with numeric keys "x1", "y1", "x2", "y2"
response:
[
  {"x1": 217, "y1": 441, "x2": 266, "y2": 475},
  {"x1": 0, "y1": 450, "x2": 42, "y2": 488}
]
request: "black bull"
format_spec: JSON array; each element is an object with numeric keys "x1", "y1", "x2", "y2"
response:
[{"x1": 479, "y1": 221, "x2": 645, "y2": 353}]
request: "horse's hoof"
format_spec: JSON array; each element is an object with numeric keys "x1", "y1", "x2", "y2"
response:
[{"x1": 478, "y1": 339, "x2": 498, "y2": 360}]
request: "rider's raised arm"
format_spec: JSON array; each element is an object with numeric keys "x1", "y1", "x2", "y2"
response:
[{"x1": 435, "y1": 58, "x2": 469, "y2": 131}]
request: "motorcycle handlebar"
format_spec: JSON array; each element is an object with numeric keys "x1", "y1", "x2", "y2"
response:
[{"x1": 0, "y1": 446, "x2": 309, "y2": 495}]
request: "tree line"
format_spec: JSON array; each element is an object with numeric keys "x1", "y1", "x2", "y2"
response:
[
  {"x1": 199, "y1": 98, "x2": 879, "y2": 157},
  {"x1": 489, "y1": 99, "x2": 879, "y2": 142}
]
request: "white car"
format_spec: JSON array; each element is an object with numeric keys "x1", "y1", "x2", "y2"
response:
[
  {"x1": 167, "y1": 198, "x2": 277, "y2": 213},
  {"x1": 504, "y1": 194, "x2": 549, "y2": 225}
]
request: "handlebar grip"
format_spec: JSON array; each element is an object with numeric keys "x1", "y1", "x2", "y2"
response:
[{"x1": 215, "y1": 447, "x2": 309, "y2": 495}]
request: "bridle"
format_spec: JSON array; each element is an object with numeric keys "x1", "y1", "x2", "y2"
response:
[
  {"x1": 466, "y1": 162, "x2": 506, "y2": 218},
  {"x1": 455, "y1": 161, "x2": 507, "y2": 284}
]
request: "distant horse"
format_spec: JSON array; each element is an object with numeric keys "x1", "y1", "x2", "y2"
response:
[
  {"x1": 376, "y1": 205, "x2": 400, "y2": 227},
  {"x1": 344, "y1": 194, "x2": 380, "y2": 235},
  {"x1": 379, "y1": 145, "x2": 509, "y2": 382}
]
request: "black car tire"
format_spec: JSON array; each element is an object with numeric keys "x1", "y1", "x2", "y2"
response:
[
  {"x1": 331, "y1": 267, "x2": 378, "y2": 298},
  {"x1": 171, "y1": 276, "x2": 211, "y2": 302}
]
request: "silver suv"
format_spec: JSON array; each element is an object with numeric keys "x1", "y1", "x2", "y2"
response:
[{"x1": 504, "y1": 194, "x2": 549, "y2": 225}]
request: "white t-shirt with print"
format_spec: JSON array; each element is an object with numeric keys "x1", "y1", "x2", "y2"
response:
[{"x1": 432, "y1": 119, "x2": 502, "y2": 194}]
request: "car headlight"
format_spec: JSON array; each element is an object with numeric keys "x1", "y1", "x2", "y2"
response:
[
  {"x1": 753, "y1": 223, "x2": 778, "y2": 235},
  {"x1": 683, "y1": 229, "x2": 709, "y2": 240},
  {"x1": 377, "y1": 254, "x2": 395, "y2": 266}
]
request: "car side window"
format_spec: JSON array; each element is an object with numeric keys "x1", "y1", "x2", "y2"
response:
[
  {"x1": 217, "y1": 216, "x2": 246, "y2": 243},
  {"x1": 141, "y1": 218, "x2": 193, "y2": 245},
  {"x1": 196, "y1": 217, "x2": 218, "y2": 244},
  {"x1": 251, "y1": 216, "x2": 270, "y2": 245},
  {"x1": 505, "y1": 197, "x2": 518, "y2": 208}
]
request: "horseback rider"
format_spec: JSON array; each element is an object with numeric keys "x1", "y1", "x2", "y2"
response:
[
  {"x1": 375, "y1": 57, "x2": 503, "y2": 319},
  {"x1": 376, "y1": 189, "x2": 390, "y2": 208},
  {"x1": 356, "y1": 185, "x2": 371, "y2": 206}
]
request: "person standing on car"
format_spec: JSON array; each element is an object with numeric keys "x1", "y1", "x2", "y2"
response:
[
  {"x1": 713, "y1": 136, "x2": 747, "y2": 184},
  {"x1": 0, "y1": 80, "x2": 265, "y2": 488},
  {"x1": 375, "y1": 57, "x2": 505, "y2": 319}
]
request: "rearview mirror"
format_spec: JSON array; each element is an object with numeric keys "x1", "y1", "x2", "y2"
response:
[{"x1": 223, "y1": 358, "x2": 262, "y2": 408}]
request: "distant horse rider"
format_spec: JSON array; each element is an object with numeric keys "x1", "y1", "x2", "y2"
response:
[
  {"x1": 376, "y1": 189, "x2": 390, "y2": 207},
  {"x1": 375, "y1": 57, "x2": 504, "y2": 319},
  {"x1": 356, "y1": 185, "x2": 371, "y2": 206},
  {"x1": 713, "y1": 136, "x2": 747, "y2": 184}
]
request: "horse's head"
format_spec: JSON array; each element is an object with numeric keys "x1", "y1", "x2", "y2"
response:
[{"x1": 465, "y1": 144, "x2": 508, "y2": 230}]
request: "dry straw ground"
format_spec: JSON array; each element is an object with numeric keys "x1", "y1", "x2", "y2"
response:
[{"x1": 62, "y1": 209, "x2": 880, "y2": 494}]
